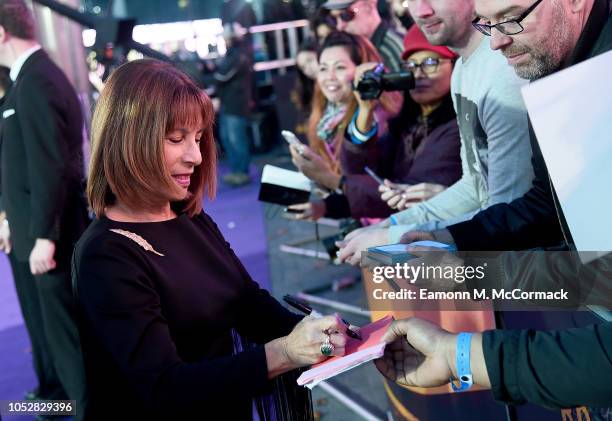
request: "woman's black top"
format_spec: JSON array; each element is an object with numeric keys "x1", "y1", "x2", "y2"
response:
[{"x1": 72, "y1": 211, "x2": 300, "y2": 420}]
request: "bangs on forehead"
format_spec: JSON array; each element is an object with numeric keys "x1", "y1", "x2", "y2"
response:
[{"x1": 166, "y1": 84, "x2": 208, "y2": 133}]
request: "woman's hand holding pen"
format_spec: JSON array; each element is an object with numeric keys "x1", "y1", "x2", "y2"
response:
[
  {"x1": 265, "y1": 314, "x2": 348, "y2": 379},
  {"x1": 283, "y1": 314, "x2": 348, "y2": 365}
]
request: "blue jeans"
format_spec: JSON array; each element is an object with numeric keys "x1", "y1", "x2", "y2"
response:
[{"x1": 219, "y1": 111, "x2": 251, "y2": 174}]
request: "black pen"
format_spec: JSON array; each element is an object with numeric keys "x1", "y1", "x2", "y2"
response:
[
  {"x1": 283, "y1": 295, "x2": 362, "y2": 340},
  {"x1": 364, "y1": 166, "x2": 385, "y2": 186}
]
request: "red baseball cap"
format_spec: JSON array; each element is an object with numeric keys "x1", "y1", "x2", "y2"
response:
[{"x1": 402, "y1": 25, "x2": 458, "y2": 60}]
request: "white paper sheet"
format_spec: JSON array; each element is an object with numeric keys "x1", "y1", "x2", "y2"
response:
[{"x1": 521, "y1": 50, "x2": 612, "y2": 262}]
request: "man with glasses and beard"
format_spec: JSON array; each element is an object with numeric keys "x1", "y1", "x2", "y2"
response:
[{"x1": 322, "y1": 0, "x2": 405, "y2": 71}]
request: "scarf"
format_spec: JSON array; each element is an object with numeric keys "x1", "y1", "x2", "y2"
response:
[{"x1": 316, "y1": 102, "x2": 348, "y2": 145}]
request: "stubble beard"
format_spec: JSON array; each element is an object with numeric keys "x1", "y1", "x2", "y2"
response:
[{"x1": 510, "y1": 5, "x2": 574, "y2": 80}]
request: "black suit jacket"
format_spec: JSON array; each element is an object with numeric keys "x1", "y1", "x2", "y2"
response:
[{"x1": 0, "y1": 49, "x2": 88, "y2": 265}]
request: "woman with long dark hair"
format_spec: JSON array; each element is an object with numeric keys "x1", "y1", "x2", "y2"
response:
[{"x1": 290, "y1": 31, "x2": 401, "y2": 180}]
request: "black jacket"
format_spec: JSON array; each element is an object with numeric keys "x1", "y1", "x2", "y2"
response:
[
  {"x1": 0, "y1": 49, "x2": 88, "y2": 266},
  {"x1": 484, "y1": 321, "x2": 612, "y2": 409},
  {"x1": 481, "y1": 1, "x2": 612, "y2": 409}
]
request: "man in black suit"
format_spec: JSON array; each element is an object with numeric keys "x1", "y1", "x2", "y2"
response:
[{"x1": 0, "y1": 1, "x2": 88, "y2": 419}]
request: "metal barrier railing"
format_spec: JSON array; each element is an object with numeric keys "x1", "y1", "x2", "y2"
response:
[{"x1": 248, "y1": 19, "x2": 311, "y2": 74}]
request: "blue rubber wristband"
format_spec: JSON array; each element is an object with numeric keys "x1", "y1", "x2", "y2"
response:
[{"x1": 450, "y1": 332, "x2": 473, "y2": 392}]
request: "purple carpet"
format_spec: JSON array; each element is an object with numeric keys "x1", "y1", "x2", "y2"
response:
[{"x1": 0, "y1": 164, "x2": 268, "y2": 420}]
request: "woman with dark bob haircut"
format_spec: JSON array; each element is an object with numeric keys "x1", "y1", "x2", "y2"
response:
[{"x1": 72, "y1": 59, "x2": 349, "y2": 420}]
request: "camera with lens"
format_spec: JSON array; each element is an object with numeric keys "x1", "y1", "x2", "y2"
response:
[{"x1": 355, "y1": 63, "x2": 415, "y2": 100}]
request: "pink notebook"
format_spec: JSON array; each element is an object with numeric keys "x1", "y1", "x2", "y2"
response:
[{"x1": 297, "y1": 315, "x2": 394, "y2": 388}]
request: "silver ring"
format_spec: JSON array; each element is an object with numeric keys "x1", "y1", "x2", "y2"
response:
[{"x1": 320, "y1": 335, "x2": 334, "y2": 356}]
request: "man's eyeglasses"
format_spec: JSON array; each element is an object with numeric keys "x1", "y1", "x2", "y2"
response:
[
  {"x1": 472, "y1": 0, "x2": 545, "y2": 36},
  {"x1": 403, "y1": 57, "x2": 450, "y2": 75}
]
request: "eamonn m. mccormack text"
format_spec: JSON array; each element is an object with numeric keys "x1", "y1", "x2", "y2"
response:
[{"x1": 372, "y1": 288, "x2": 569, "y2": 301}]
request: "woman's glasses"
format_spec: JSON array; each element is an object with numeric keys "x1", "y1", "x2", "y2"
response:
[{"x1": 403, "y1": 57, "x2": 450, "y2": 75}]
